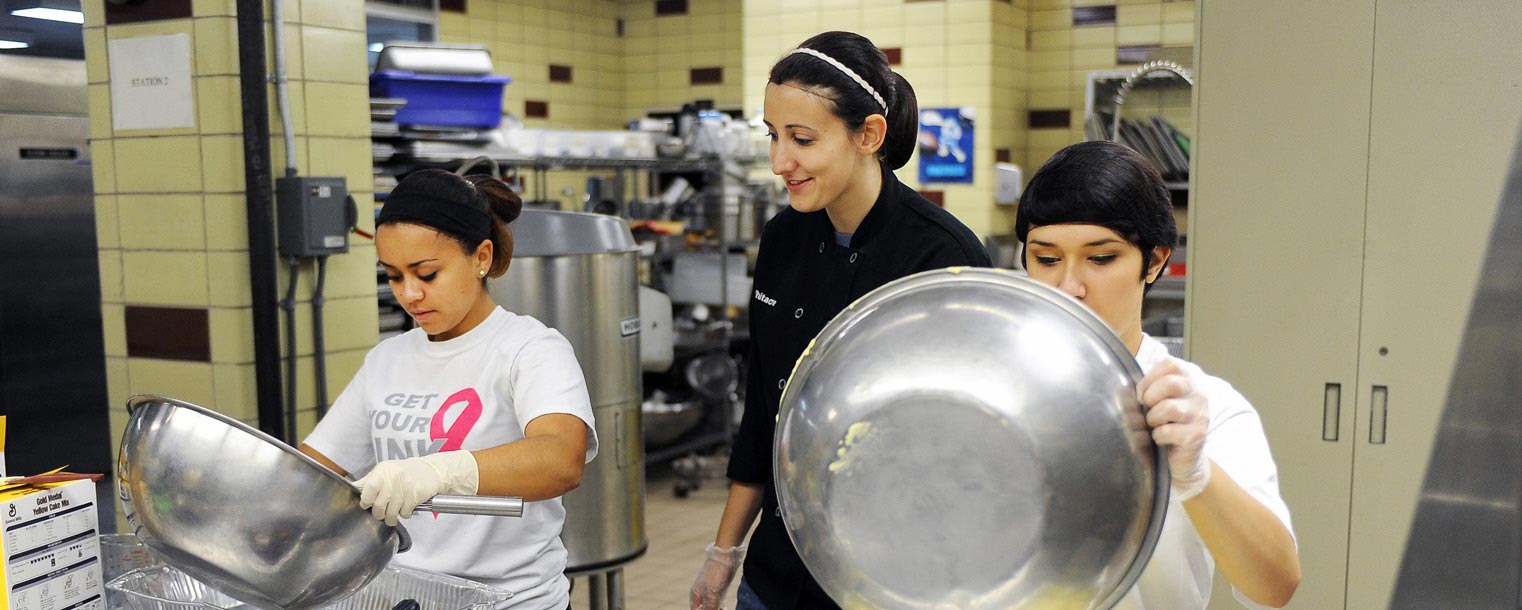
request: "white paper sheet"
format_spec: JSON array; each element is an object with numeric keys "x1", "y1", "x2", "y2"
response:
[{"x1": 107, "y1": 33, "x2": 195, "y2": 131}]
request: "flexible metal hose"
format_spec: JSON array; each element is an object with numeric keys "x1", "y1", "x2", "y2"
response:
[
  {"x1": 1110, "y1": 60, "x2": 1195, "y2": 143},
  {"x1": 313, "y1": 256, "x2": 329, "y2": 418},
  {"x1": 282, "y1": 257, "x2": 300, "y2": 444}
]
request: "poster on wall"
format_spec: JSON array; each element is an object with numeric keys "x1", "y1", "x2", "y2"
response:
[{"x1": 918, "y1": 107, "x2": 975, "y2": 184}]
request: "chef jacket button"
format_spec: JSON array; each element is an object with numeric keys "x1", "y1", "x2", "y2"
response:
[
  {"x1": 794, "y1": 308, "x2": 804, "y2": 319},
  {"x1": 818, "y1": 242, "x2": 825, "y2": 253},
  {"x1": 849, "y1": 253, "x2": 858, "y2": 263},
  {"x1": 778, "y1": 378, "x2": 786, "y2": 390}
]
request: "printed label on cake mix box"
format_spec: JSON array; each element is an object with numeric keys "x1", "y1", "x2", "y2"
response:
[{"x1": 2, "y1": 482, "x2": 103, "y2": 610}]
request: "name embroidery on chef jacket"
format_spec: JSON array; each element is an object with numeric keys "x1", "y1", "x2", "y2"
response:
[
  {"x1": 754, "y1": 289, "x2": 777, "y2": 307},
  {"x1": 371, "y1": 387, "x2": 483, "y2": 460}
]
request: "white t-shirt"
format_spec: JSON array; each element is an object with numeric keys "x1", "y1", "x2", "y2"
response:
[
  {"x1": 305, "y1": 307, "x2": 597, "y2": 610},
  {"x1": 1115, "y1": 334, "x2": 1295, "y2": 610}
]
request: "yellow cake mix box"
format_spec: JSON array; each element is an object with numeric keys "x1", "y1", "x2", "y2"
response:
[{"x1": 0, "y1": 479, "x2": 102, "y2": 610}]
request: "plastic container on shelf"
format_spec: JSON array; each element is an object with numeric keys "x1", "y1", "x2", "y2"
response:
[
  {"x1": 106, "y1": 563, "x2": 512, "y2": 610},
  {"x1": 628, "y1": 131, "x2": 657, "y2": 158},
  {"x1": 538, "y1": 130, "x2": 569, "y2": 157},
  {"x1": 369, "y1": 71, "x2": 512, "y2": 129},
  {"x1": 566, "y1": 131, "x2": 593, "y2": 157},
  {"x1": 503, "y1": 128, "x2": 539, "y2": 156}
]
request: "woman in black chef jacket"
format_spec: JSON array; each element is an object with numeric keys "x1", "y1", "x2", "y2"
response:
[{"x1": 688, "y1": 31, "x2": 992, "y2": 610}]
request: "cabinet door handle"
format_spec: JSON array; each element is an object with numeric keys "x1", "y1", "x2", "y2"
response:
[
  {"x1": 1322, "y1": 383, "x2": 1341, "y2": 442},
  {"x1": 1369, "y1": 385, "x2": 1389, "y2": 445}
]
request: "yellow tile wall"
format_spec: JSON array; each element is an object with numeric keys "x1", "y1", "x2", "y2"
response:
[
  {"x1": 743, "y1": 0, "x2": 1028, "y2": 238},
  {"x1": 83, "y1": 0, "x2": 378, "y2": 461},
  {"x1": 439, "y1": 0, "x2": 627, "y2": 131},
  {"x1": 988, "y1": 0, "x2": 1029, "y2": 237},
  {"x1": 439, "y1": 0, "x2": 639, "y2": 210},
  {"x1": 622, "y1": 0, "x2": 745, "y2": 116},
  {"x1": 1026, "y1": 0, "x2": 1195, "y2": 169},
  {"x1": 435, "y1": 0, "x2": 750, "y2": 210}
]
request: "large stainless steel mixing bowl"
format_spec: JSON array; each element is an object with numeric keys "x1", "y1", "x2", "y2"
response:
[
  {"x1": 775, "y1": 268, "x2": 1167, "y2": 610},
  {"x1": 118, "y1": 395, "x2": 523, "y2": 610}
]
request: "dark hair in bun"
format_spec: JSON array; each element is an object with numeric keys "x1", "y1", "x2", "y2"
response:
[
  {"x1": 768, "y1": 31, "x2": 919, "y2": 169},
  {"x1": 381, "y1": 169, "x2": 523, "y2": 278},
  {"x1": 463, "y1": 174, "x2": 522, "y2": 277}
]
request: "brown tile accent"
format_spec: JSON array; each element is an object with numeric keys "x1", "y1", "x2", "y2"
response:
[
  {"x1": 1117, "y1": 45, "x2": 1158, "y2": 64},
  {"x1": 617, "y1": 18, "x2": 626, "y2": 37},
  {"x1": 440, "y1": 0, "x2": 467, "y2": 12},
  {"x1": 1028, "y1": 109, "x2": 1072, "y2": 129},
  {"x1": 656, "y1": 0, "x2": 689, "y2": 16},
  {"x1": 919, "y1": 190, "x2": 945, "y2": 207},
  {"x1": 550, "y1": 64, "x2": 573, "y2": 83},
  {"x1": 881, "y1": 47, "x2": 902, "y2": 66},
  {"x1": 995, "y1": 148, "x2": 1011, "y2": 163},
  {"x1": 1072, "y1": 5, "x2": 1117, "y2": 26},
  {"x1": 125, "y1": 306, "x2": 210, "y2": 362},
  {"x1": 525, "y1": 100, "x2": 549, "y2": 119},
  {"x1": 105, "y1": 0, "x2": 191, "y2": 24},
  {"x1": 690, "y1": 67, "x2": 723, "y2": 85}
]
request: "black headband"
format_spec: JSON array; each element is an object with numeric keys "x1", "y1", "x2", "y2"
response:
[{"x1": 377, "y1": 190, "x2": 491, "y2": 245}]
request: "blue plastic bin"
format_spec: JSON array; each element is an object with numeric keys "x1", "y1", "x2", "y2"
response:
[{"x1": 370, "y1": 71, "x2": 512, "y2": 129}]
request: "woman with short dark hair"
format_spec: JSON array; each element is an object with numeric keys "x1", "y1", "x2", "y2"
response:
[{"x1": 1018, "y1": 141, "x2": 1301, "y2": 609}]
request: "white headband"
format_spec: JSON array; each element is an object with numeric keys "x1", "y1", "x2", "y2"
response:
[{"x1": 788, "y1": 48, "x2": 888, "y2": 116}]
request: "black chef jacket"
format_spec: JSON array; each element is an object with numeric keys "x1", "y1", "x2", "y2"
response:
[{"x1": 726, "y1": 164, "x2": 992, "y2": 610}]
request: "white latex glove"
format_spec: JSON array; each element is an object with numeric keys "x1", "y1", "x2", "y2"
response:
[
  {"x1": 1138, "y1": 358, "x2": 1212, "y2": 502},
  {"x1": 353, "y1": 451, "x2": 480, "y2": 525},
  {"x1": 690, "y1": 543, "x2": 746, "y2": 610}
]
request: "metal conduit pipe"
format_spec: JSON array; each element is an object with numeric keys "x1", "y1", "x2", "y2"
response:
[
  {"x1": 282, "y1": 257, "x2": 300, "y2": 441},
  {"x1": 237, "y1": 0, "x2": 285, "y2": 439},
  {"x1": 270, "y1": 0, "x2": 297, "y2": 179},
  {"x1": 313, "y1": 256, "x2": 330, "y2": 417}
]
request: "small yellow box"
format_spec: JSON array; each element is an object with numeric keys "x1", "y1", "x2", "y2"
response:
[{"x1": 0, "y1": 479, "x2": 103, "y2": 610}]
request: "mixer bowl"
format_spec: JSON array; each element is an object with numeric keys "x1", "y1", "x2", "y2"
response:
[{"x1": 775, "y1": 268, "x2": 1168, "y2": 610}]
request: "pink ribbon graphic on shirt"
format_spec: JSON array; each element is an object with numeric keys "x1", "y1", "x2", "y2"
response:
[{"x1": 430, "y1": 387, "x2": 483, "y2": 452}]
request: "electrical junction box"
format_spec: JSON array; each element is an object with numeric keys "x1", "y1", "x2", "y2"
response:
[{"x1": 277, "y1": 176, "x2": 350, "y2": 257}]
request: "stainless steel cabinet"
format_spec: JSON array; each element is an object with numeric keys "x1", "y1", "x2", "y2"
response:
[
  {"x1": 0, "y1": 57, "x2": 113, "y2": 526},
  {"x1": 1191, "y1": 2, "x2": 1522, "y2": 609}
]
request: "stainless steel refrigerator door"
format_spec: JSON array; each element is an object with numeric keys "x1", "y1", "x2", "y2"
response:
[{"x1": 0, "y1": 109, "x2": 113, "y2": 526}]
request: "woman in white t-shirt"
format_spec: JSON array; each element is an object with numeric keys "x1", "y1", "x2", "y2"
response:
[
  {"x1": 1015, "y1": 141, "x2": 1301, "y2": 609},
  {"x1": 299, "y1": 169, "x2": 597, "y2": 610}
]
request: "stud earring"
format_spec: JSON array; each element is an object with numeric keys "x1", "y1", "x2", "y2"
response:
[{"x1": 478, "y1": 269, "x2": 487, "y2": 278}]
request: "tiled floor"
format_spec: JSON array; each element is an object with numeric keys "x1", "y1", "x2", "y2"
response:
[{"x1": 570, "y1": 460, "x2": 748, "y2": 610}]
